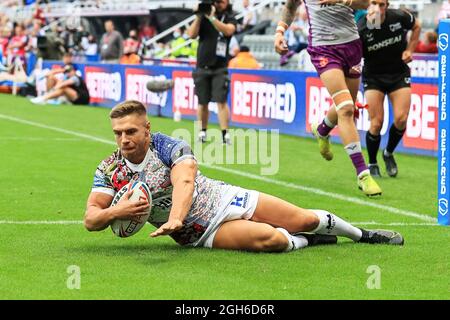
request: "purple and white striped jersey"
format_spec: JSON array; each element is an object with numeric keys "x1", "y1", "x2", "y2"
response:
[{"x1": 304, "y1": 0, "x2": 359, "y2": 46}]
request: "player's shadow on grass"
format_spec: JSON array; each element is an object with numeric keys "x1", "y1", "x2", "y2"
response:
[{"x1": 70, "y1": 239, "x2": 358, "y2": 266}]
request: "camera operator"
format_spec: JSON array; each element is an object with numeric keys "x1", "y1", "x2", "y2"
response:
[{"x1": 187, "y1": 0, "x2": 237, "y2": 145}]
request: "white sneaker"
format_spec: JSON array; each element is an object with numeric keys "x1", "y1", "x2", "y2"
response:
[
  {"x1": 30, "y1": 96, "x2": 46, "y2": 105},
  {"x1": 223, "y1": 132, "x2": 231, "y2": 145},
  {"x1": 47, "y1": 99, "x2": 62, "y2": 105},
  {"x1": 198, "y1": 131, "x2": 207, "y2": 143}
]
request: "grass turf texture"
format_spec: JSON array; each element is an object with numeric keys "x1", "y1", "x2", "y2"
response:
[{"x1": 0, "y1": 93, "x2": 447, "y2": 299}]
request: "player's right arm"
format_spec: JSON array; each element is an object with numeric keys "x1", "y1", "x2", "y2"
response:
[
  {"x1": 84, "y1": 192, "x2": 116, "y2": 231},
  {"x1": 84, "y1": 190, "x2": 150, "y2": 231}
]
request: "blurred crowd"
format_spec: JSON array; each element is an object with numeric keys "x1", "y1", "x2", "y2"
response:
[{"x1": 1, "y1": 0, "x2": 449, "y2": 73}]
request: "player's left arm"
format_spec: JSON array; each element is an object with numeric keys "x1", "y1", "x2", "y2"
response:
[
  {"x1": 150, "y1": 159, "x2": 197, "y2": 237},
  {"x1": 403, "y1": 18, "x2": 421, "y2": 63}
]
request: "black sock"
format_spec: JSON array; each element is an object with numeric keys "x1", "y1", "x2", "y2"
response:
[
  {"x1": 358, "y1": 228, "x2": 370, "y2": 243},
  {"x1": 386, "y1": 125, "x2": 406, "y2": 154},
  {"x1": 222, "y1": 129, "x2": 228, "y2": 140},
  {"x1": 202, "y1": 128, "x2": 207, "y2": 132},
  {"x1": 366, "y1": 131, "x2": 381, "y2": 164}
]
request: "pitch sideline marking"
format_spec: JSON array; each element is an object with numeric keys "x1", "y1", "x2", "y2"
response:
[{"x1": 0, "y1": 113, "x2": 435, "y2": 223}]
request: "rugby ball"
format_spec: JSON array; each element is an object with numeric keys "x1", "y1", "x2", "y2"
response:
[{"x1": 110, "y1": 181, "x2": 152, "y2": 238}]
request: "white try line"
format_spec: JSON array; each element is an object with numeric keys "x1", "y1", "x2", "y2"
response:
[
  {"x1": 0, "y1": 220, "x2": 438, "y2": 227},
  {"x1": 350, "y1": 222, "x2": 438, "y2": 227},
  {"x1": 0, "y1": 113, "x2": 436, "y2": 223},
  {"x1": 0, "y1": 220, "x2": 83, "y2": 225},
  {"x1": 0, "y1": 137, "x2": 82, "y2": 141},
  {"x1": 199, "y1": 164, "x2": 436, "y2": 223},
  {"x1": 0, "y1": 114, "x2": 115, "y2": 146}
]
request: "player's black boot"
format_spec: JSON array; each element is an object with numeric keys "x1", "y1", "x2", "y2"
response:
[
  {"x1": 383, "y1": 151, "x2": 398, "y2": 177},
  {"x1": 358, "y1": 228, "x2": 404, "y2": 245},
  {"x1": 368, "y1": 163, "x2": 381, "y2": 178},
  {"x1": 294, "y1": 233, "x2": 338, "y2": 246}
]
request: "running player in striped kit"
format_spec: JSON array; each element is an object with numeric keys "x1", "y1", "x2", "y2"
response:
[{"x1": 275, "y1": 0, "x2": 382, "y2": 197}]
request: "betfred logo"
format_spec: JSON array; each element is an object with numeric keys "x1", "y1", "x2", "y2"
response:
[
  {"x1": 404, "y1": 83, "x2": 438, "y2": 151},
  {"x1": 172, "y1": 70, "x2": 198, "y2": 116},
  {"x1": 125, "y1": 68, "x2": 168, "y2": 107},
  {"x1": 231, "y1": 74, "x2": 296, "y2": 125},
  {"x1": 85, "y1": 67, "x2": 122, "y2": 102},
  {"x1": 306, "y1": 77, "x2": 333, "y2": 133},
  {"x1": 306, "y1": 77, "x2": 389, "y2": 135}
]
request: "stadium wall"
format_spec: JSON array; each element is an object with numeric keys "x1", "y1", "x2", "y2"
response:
[{"x1": 41, "y1": 55, "x2": 439, "y2": 157}]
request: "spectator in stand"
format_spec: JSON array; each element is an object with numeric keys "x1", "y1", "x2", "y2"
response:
[
  {"x1": 139, "y1": 24, "x2": 156, "y2": 42},
  {"x1": 415, "y1": 31, "x2": 438, "y2": 54},
  {"x1": 280, "y1": 4, "x2": 308, "y2": 66},
  {"x1": 7, "y1": 23, "x2": 28, "y2": 68},
  {"x1": 124, "y1": 29, "x2": 140, "y2": 53},
  {"x1": 84, "y1": 34, "x2": 98, "y2": 56},
  {"x1": 120, "y1": 30, "x2": 141, "y2": 64},
  {"x1": 100, "y1": 20, "x2": 123, "y2": 63},
  {"x1": 24, "y1": 21, "x2": 43, "y2": 56},
  {"x1": 170, "y1": 27, "x2": 191, "y2": 59},
  {"x1": 437, "y1": 0, "x2": 450, "y2": 26},
  {"x1": 228, "y1": 45, "x2": 260, "y2": 69},
  {"x1": 189, "y1": 38, "x2": 198, "y2": 59},
  {"x1": 61, "y1": 25, "x2": 79, "y2": 55},
  {"x1": 228, "y1": 35, "x2": 240, "y2": 58},
  {"x1": 33, "y1": 1, "x2": 47, "y2": 26},
  {"x1": 240, "y1": 0, "x2": 257, "y2": 32},
  {"x1": 38, "y1": 23, "x2": 65, "y2": 60},
  {"x1": 137, "y1": 24, "x2": 156, "y2": 61},
  {"x1": 0, "y1": 28, "x2": 12, "y2": 64},
  {"x1": 77, "y1": 26, "x2": 90, "y2": 54},
  {"x1": 153, "y1": 42, "x2": 168, "y2": 59}
]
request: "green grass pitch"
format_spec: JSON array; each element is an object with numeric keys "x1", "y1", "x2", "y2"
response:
[{"x1": 0, "y1": 93, "x2": 448, "y2": 300}]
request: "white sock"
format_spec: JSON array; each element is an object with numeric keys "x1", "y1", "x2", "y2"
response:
[
  {"x1": 276, "y1": 228, "x2": 308, "y2": 252},
  {"x1": 358, "y1": 168, "x2": 370, "y2": 178},
  {"x1": 324, "y1": 115, "x2": 336, "y2": 129},
  {"x1": 310, "y1": 210, "x2": 362, "y2": 242},
  {"x1": 344, "y1": 141, "x2": 362, "y2": 156}
]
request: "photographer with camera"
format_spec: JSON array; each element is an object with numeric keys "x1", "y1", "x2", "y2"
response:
[{"x1": 187, "y1": 0, "x2": 237, "y2": 145}]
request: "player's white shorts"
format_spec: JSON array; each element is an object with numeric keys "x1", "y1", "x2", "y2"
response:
[{"x1": 194, "y1": 185, "x2": 260, "y2": 248}]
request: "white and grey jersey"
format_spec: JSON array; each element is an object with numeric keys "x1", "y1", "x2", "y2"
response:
[
  {"x1": 304, "y1": 0, "x2": 359, "y2": 46},
  {"x1": 91, "y1": 132, "x2": 227, "y2": 246}
]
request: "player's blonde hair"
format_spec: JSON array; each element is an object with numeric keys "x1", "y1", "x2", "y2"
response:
[{"x1": 109, "y1": 100, "x2": 147, "y2": 119}]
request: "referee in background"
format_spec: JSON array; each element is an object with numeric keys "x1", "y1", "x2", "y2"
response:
[
  {"x1": 187, "y1": 0, "x2": 237, "y2": 145},
  {"x1": 358, "y1": 0, "x2": 421, "y2": 177}
]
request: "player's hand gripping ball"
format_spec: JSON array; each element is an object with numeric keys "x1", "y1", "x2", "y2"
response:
[{"x1": 110, "y1": 181, "x2": 152, "y2": 238}]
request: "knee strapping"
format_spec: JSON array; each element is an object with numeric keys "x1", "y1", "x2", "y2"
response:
[{"x1": 331, "y1": 89, "x2": 354, "y2": 111}]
